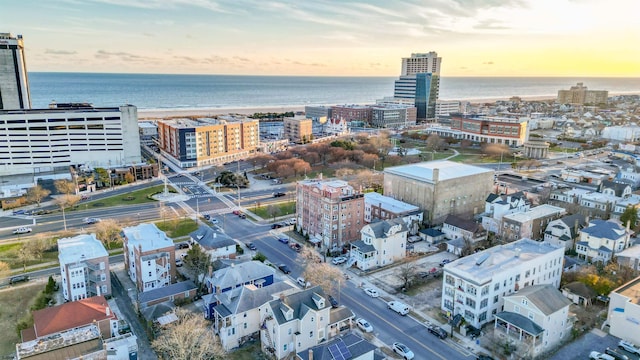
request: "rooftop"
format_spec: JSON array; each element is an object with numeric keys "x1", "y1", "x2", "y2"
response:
[
  {"x1": 613, "y1": 276, "x2": 640, "y2": 305},
  {"x1": 582, "y1": 219, "x2": 627, "y2": 240},
  {"x1": 58, "y1": 234, "x2": 108, "y2": 264},
  {"x1": 157, "y1": 116, "x2": 255, "y2": 128},
  {"x1": 445, "y1": 238, "x2": 563, "y2": 286},
  {"x1": 384, "y1": 160, "x2": 493, "y2": 183},
  {"x1": 16, "y1": 324, "x2": 102, "y2": 359},
  {"x1": 364, "y1": 192, "x2": 419, "y2": 214},
  {"x1": 503, "y1": 204, "x2": 566, "y2": 223},
  {"x1": 123, "y1": 223, "x2": 173, "y2": 252},
  {"x1": 508, "y1": 284, "x2": 572, "y2": 315}
]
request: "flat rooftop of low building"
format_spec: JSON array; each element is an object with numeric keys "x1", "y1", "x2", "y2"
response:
[
  {"x1": 614, "y1": 276, "x2": 640, "y2": 305},
  {"x1": 123, "y1": 223, "x2": 173, "y2": 251},
  {"x1": 364, "y1": 192, "x2": 419, "y2": 214},
  {"x1": 58, "y1": 234, "x2": 108, "y2": 264},
  {"x1": 384, "y1": 160, "x2": 493, "y2": 183},
  {"x1": 503, "y1": 204, "x2": 566, "y2": 222}
]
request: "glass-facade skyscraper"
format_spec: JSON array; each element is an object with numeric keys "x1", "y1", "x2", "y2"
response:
[{"x1": 392, "y1": 52, "x2": 441, "y2": 121}]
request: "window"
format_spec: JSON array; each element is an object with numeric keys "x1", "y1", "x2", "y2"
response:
[
  {"x1": 494, "y1": 283, "x2": 500, "y2": 291},
  {"x1": 283, "y1": 344, "x2": 287, "y2": 351},
  {"x1": 522, "y1": 299, "x2": 528, "y2": 306},
  {"x1": 309, "y1": 331, "x2": 313, "y2": 338},
  {"x1": 494, "y1": 295, "x2": 499, "y2": 304},
  {"x1": 480, "y1": 299, "x2": 488, "y2": 308}
]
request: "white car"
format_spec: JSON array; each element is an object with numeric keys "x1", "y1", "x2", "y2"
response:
[
  {"x1": 364, "y1": 288, "x2": 379, "y2": 298},
  {"x1": 619, "y1": 340, "x2": 640, "y2": 355},
  {"x1": 332, "y1": 256, "x2": 347, "y2": 265},
  {"x1": 392, "y1": 342, "x2": 414, "y2": 360},
  {"x1": 13, "y1": 227, "x2": 32, "y2": 234},
  {"x1": 356, "y1": 318, "x2": 373, "y2": 333},
  {"x1": 589, "y1": 351, "x2": 615, "y2": 360},
  {"x1": 83, "y1": 217, "x2": 101, "y2": 224}
]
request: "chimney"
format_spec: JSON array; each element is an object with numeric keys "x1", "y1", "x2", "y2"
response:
[
  {"x1": 432, "y1": 168, "x2": 439, "y2": 182},
  {"x1": 105, "y1": 307, "x2": 110, "y2": 317}
]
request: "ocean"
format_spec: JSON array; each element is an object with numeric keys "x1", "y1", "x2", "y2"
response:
[{"x1": 27, "y1": 72, "x2": 640, "y2": 111}]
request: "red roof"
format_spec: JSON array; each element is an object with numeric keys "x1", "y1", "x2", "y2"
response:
[{"x1": 31, "y1": 296, "x2": 117, "y2": 339}]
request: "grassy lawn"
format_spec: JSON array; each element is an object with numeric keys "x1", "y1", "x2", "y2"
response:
[
  {"x1": 0, "y1": 283, "x2": 43, "y2": 357},
  {"x1": 229, "y1": 341, "x2": 270, "y2": 360},
  {"x1": 78, "y1": 184, "x2": 176, "y2": 209},
  {"x1": 253, "y1": 201, "x2": 296, "y2": 220},
  {"x1": 155, "y1": 218, "x2": 199, "y2": 238}
]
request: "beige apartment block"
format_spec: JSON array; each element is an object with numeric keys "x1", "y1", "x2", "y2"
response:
[{"x1": 283, "y1": 116, "x2": 313, "y2": 144}]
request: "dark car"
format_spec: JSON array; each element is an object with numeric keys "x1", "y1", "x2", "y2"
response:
[
  {"x1": 271, "y1": 223, "x2": 283, "y2": 229},
  {"x1": 278, "y1": 237, "x2": 289, "y2": 244},
  {"x1": 239, "y1": 213, "x2": 247, "y2": 219},
  {"x1": 290, "y1": 243, "x2": 302, "y2": 252},
  {"x1": 278, "y1": 264, "x2": 291, "y2": 274},
  {"x1": 203, "y1": 214, "x2": 211, "y2": 220},
  {"x1": 477, "y1": 355, "x2": 494, "y2": 360},
  {"x1": 606, "y1": 348, "x2": 630, "y2": 360},
  {"x1": 12, "y1": 209, "x2": 25, "y2": 215},
  {"x1": 174, "y1": 242, "x2": 190, "y2": 249},
  {"x1": 247, "y1": 242, "x2": 257, "y2": 250},
  {"x1": 273, "y1": 192, "x2": 286, "y2": 198},
  {"x1": 9, "y1": 275, "x2": 29, "y2": 285},
  {"x1": 465, "y1": 325, "x2": 481, "y2": 339},
  {"x1": 328, "y1": 295, "x2": 339, "y2": 308},
  {"x1": 439, "y1": 259, "x2": 452, "y2": 267},
  {"x1": 428, "y1": 325, "x2": 448, "y2": 339}
]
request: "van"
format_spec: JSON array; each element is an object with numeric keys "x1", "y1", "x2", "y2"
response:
[{"x1": 387, "y1": 301, "x2": 410, "y2": 316}]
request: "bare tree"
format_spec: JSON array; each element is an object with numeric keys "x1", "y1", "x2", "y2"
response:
[
  {"x1": 55, "y1": 194, "x2": 81, "y2": 231},
  {"x1": 302, "y1": 262, "x2": 344, "y2": 296},
  {"x1": 25, "y1": 235, "x2": 50, "y2": 260},
  {"x1": 425, "y1": 134, "x2": 444, "y2": 152},
  {"x1": 26, "y1": 185, "x2": 51, "y2": 207},
  {"x1": 267, "y1": 204, "x2": 280, "y2": 222},
  {"x1": 55, "y1": 179, "x2": 76, "y2": 195},
  {"x1": 151, "y1": 309, "x2": 225, "y2": 360},
  {"x1": 0, "y1": 261, "x2": 10, "y2": 279},
  {"x1": 251, "y1": 154, "x2": 275, "y2": 169},
  {"x1": 16, "y1": 243, "x2": 34, "y2": 272},
  {"x1": 94, "y1": 219, "x2": 123, "y2": 250},
  {"x1": 299, "y1": 246, "x2": 322, "y2": 264},
  {"x1": 396, "y1": 261, "x2": 418, "y2": 290}
]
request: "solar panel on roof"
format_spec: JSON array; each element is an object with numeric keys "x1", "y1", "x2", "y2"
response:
[
  {"x1": 328, "y1": 339, "x2": 351, "y2": 360},
  {"x1": 336, "y1": 339, "x2": 351, "y2": 359}
]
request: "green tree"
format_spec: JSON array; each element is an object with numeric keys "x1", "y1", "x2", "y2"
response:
[
  {"x1": 252, "y1": 252, "x2": 267, "y2": 262},
  {"x1": 620, "y1": 206, "x2": 638, "y2": 229}
]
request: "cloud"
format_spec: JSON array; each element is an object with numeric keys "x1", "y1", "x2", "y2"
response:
[
  {"x1": 86, "y1": 0, "x2": 232, "y2": 13},
  {"x1": 474, "y1": 19, "x2": 510, "y2": 30},
  {"x1": 45, "y1": 49, "x2": 78, "y2": 55},
  {"x1": 483, "y1": 61, "x2": 495, "y2": 65},
  {"x1": 233, "y1": 56, "x2": 251, "y2": 62},
  {"x1": 95, "y1": 50, "x2": 158, "y2": 62},
  {"x1": 292, "y1": 61, "x2": 326, "y2": 67}
]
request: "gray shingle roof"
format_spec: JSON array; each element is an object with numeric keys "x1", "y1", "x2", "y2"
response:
[
  {"x1": 207, "y1": 261, "x2": 275, "y2": 291},
  {"x1": 495, "y1": 312, "x2": 544, "y2": 336},
  {"x1": 366, "y1": 218, "x2": 407, "y2": 238},
  {"x1": 582, "y1": 219, "x2": 626, "y2": 240},
  {"x1": 444, "y1": 214, "x2": 481, "y2": 233},
  {"x1": 329, "y1": 307, "x2": 354, "y2": 325},
  {"x1": 563, "y1": 281, "x2": 597, "y2": 299},
  {"x1": 139, "y1": 280, "x2": 197, "y2": 304},
  {"x1": 559, "y1": 214, "x2": 587, "y2": 238},
  {"x1": 190, "y1": 225, "x2": 236, "y2": 250},
  {"x1": 214, "y1": 281, "x2": 294, "y2": 316},
  {"x1": 267, "y1": 286, "x2": 328, "y2": 325},
  {"x1": 507, "y1": 284, "x2": 572, "y2": 315},
  {"x1": 351, "y1": 240, "x2": 376, "y2": 254}
]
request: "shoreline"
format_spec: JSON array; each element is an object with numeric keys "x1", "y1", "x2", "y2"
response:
[{"x1": 137, "y1": 92, "x2": 639, "y2": 119}]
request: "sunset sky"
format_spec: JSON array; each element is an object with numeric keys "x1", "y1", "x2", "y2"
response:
[{"x1": 2, "y1": 0, "x2": 639, "y2": 77}]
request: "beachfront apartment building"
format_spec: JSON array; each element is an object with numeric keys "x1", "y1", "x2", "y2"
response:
[
  {"x1": 58, "y1": 234, "x2": 111, "y2": 302},
  {"x1": 296, "y1": 179, "x2": 365, "y2": 250},
  {"x1": 0, "y1": 33, "x2": 31, "y2": 110},
  {"x1": 123, "y1": 223, "x2": 176, "y2": 292},
  {"x1": 283, "y1": 116, "x2": 313, "y2": 144},
  {"x1": 369, "y1": 103, "x2": 417, "y2": 128},
  {"x1": 383, "y1": 160, "x2": 494, "y2": 225},
  {"x1": 606, "y1": 276, "x2": 640, "y2": 347},
  {"x1": 501, "y1": 205, "x2": 567, "y2": 242},
  {"x1": 448, "y1": 114, "x2": 529, "y2": 147},
  {"x1": 441, "y1": 238, "x2": 564, "y2": 328},
  {"x1": 157, "y1": 116, "x2": 259, "y2": 168},
  {"x1": 557, "y1": 82, "x2": 608, "y2": 105},
  {"x1": 0, "y1": 104, "x2": 142, "y2": 177}
]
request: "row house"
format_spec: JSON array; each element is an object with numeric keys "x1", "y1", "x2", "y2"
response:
[
  {"x1": 350, "y1": 218, "x2": 408, "y2": 271},
  {"x1": 203, "y1": 261, "x2": 276, "y2": 302},
  {"x1": 501, "y1": 205, "x2": 566, "y2": 242},
  {"x1": 576, "y1": 219, "x2": 632, "y2": 264},
  {"x1": 364, "y1": 192, "x2": 423, "y2": 232},
  {"x1": 600, "y1": 180, "x2": 633, "y2": 198},
  {"x1": 610, "y1": 193, "x2": 640, "y2": 222},
  {"x1": 579, "y1": 192, "x2": 619, "y2": 218},
  {"x1": 494, "y1": 285, "x2": 572, "y2": 358},
  {"x1": 617, "y1": 167, "x2": 640, "y2": 188},
  {"x1": 296, "y1": 179, "x2": 365, "y2": 250},
  {"x1": 123, "y1": 223, "x2": 176, "y2": 293},
  {"x1": 560, "y1": 168, "x2": 609, "y2": 185},
  {"x1": 543, "y1": 214, "x2": 587, "y2": 251},
  {"x1": 549, "y1": 187, "x2": 591, "y2": 206},
  {"x1": 481, "y1": 192, "x2": 531, "y2": 234},
  {"x1": 58, "y1": 234, "x2": 111, "y2": 302},
  {"x1": 441, "y1": 238, "x2": 564, "y2": 328},
  {"x1": 442, "y1": 214, "x2": 487, "y2": 256}
]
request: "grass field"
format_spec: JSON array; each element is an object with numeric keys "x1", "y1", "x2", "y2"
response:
[
  {"x1": 155, "y1": 218, "x2": 199, "y2": 238},
  {"x1": 253, "y1": 201, "x2": 296, "y2": 220},
  {"x1": 0, "y1": 283, "x2": 43, "y2": 357},
  {"x1": 78, "y1": 184, "x2": 176, "y2": 209}
]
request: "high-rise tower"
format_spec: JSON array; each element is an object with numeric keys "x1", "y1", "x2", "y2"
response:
[
  {"x1": 0, "y1": 33, "x2": 31, "y2": 110},
  {"x1": 393, "y1": 52, "x2": 441, "y2": 121}
]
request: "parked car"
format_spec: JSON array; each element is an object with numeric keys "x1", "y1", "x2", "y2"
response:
[
  {"x1": 273, "y1": 192, "x2": 286, "y2": 198},
  {"x1": 605, "y1": 348, "x2": 629, "y2": 360},
  {"x1": 204, "y1": 214, "x2": 211, "y2": 220},
  {"x1": 83, "y1": 217, "x2": 101, "y2": 224},
  {"x1": 247, "y1": 242, "x2": 257, "y2": 250},
  {"x1": 590, "y1": 351, "x2": 615, "y2": 360},
  {"x1": 271, "y1": 223, "x2": 283, "y2": 229},
  {"x1": 288, "y1": 218, "x2": 297, "y2": 225},
  {"x1": 239, "y1": 213, "x2": 247, "y2": 219},
  {"x1": 387, "y1": 301, "x2": 410, "y2": 315},
  {"x1": 9, "y1": 275, "x2": 29, "y2": 285},
  {"x1": 392, "y1": 342, "x2": 415, "y2": 360},
  {"x1": 439, "y1": 259, "x2": 452, "y2": 267},
  {"x1": 332, "y1": 256, "x2": 347, "y2": 265},
  {"x1": 296, "y1": 277, "x2": 309, "y2": 288},
  {"x1": 428, "y1": 325, "x2": 448, "y2": 339},
  {"x1": 356, "y1": 318, "x2": 373, "y2": 333},
  {"x1": 13, "y1": 227, "x2": 32, "y2": 234},
  {"x1": 232, "y1": 210, "x2": 240, "y2": 215},
  {"x1": 210, "y1": 218, "x2": 219, "y2": 224},
  {"x1": 364, "y1": 288, "x2": 379, "y2": 298},
  {"x1": 619, "y1": 340, "x2": 640, "y2": 355},
  {"x1": 174, "y1": 242, "x2": 190, "y2": 249},
  {"x1": 175, "y1": 259, "x2": 184, "y2": 267},
  {"x1": 278, "y1": 264, "x2": 291, "y2": 274},
  {"x1": 465, "y1": 325, "x2": 481, "y2": 339},
  {"x1": 290, "y1": 243, "x2": 302, "y2": 252},
  {"x1": 328, "y1": 295, "x2": 339, "y2": 308},
  {"x1": 476, "y1": 355, "x2": 494, "y2": 360},
  {"x1": 12, "y1": 209, "x2": 26, "y2": 215},
  {"x1": 278, "y1": 237, "x2": 289, "y2": 244}
]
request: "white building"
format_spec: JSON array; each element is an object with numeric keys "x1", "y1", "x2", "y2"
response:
[
  {"x1": 123, "y1": 223, "x2": 176, "y2": 292},
  {"x1": 0, "y1": 33, "x2": 31, "y2": 110},
  {"x1": 606, "y1": 276, "x2": 640, "y2": 347},
  {"x1": 189, "y1": 226, "x2": 237, "y2": 260},
  {"x1": 363, "y1": 192, "x2": 422, "y2": 230},
  {"x1": 543, "y1": 214, "x2": 586, "y2": 251},
  {"x1": 441, "y1": 238, "x2": 564, "y2": 328},
  {"x1": 616, "y1": 245, "x2": 640, "y2": 271},
  {"x1": 602, "y1": 125, "x2": 640, "y2": 142},
  {"x1": 435, "y1": 100, "x2": 470, "y2": 118},
  {"x1": 350, "y1": 218, "x2": 408, "y2": 271},
  {"x1": 481, "y1": 192, "x2": 531, "y2": 233},
  {"x1": 494, "y1": 285, "x2": 572, "y2": 357},
  {"x1": 0, "y1": 104, "x2": 142, "y2": 177},
  {"x1": 259, "y1": 286, "x2": 332, "y2": 359},
  {"x1": 58, "y1": 234, "x2": 111, "y2": 302},
  {"x1": 575, "y1": 219, "x2": 632, "y2": 264}
]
